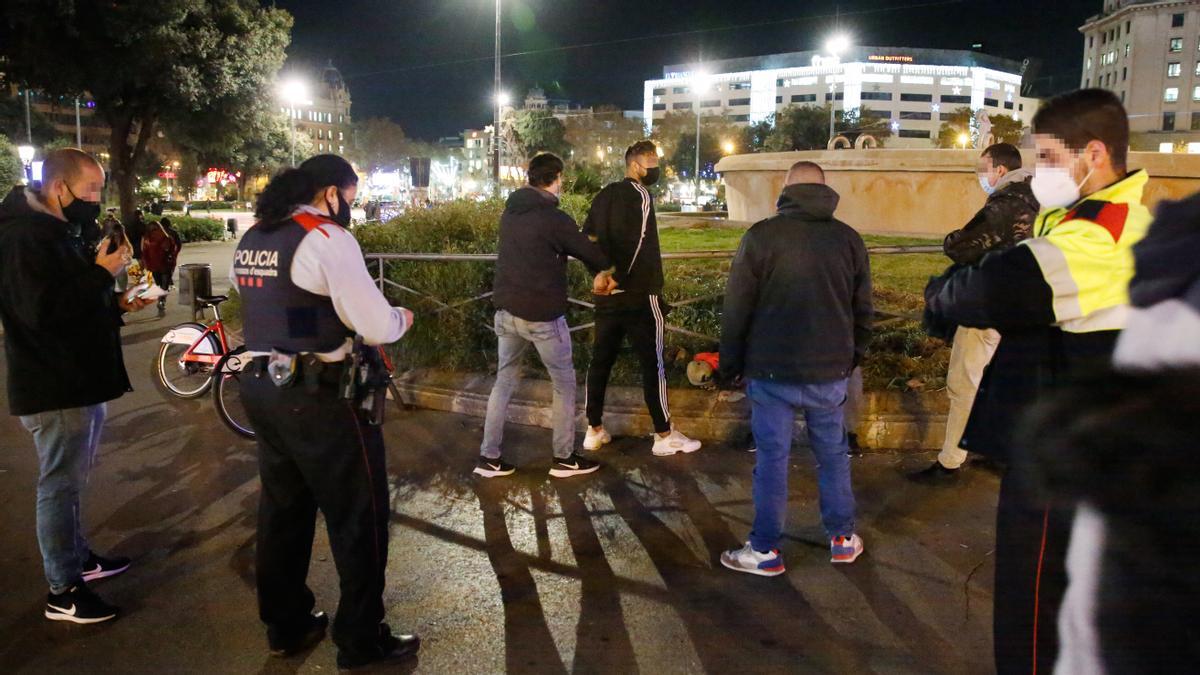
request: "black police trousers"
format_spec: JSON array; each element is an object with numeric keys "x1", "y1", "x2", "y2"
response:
[
  {"x1": 585, "y1": 295, "x2": 672, "y2": 434},
  {"x1": 241, "y1": 368, "x2": 390, "y2": 659},
  {"x1": 993, "y1": 465, "x2": 1072, "y2": 674}
]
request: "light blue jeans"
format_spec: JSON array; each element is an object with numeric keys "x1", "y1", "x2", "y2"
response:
[
  {"x1": 481, "y1": 310, "x2": 576, "y2": 461},
  {"x1": 748, "y1": 379, "x2": 855, "y2": 551},
  {"x1": 20, "y1": 404, "x2": 107, "y2": 593}
]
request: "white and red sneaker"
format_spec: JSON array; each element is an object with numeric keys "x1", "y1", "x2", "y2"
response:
[
  {"x1": 720, "y1": 542, "x2": 786, "y2": 577},
  {"x1": 830, "y1": 534, "x2": 864, "y2": 564}
]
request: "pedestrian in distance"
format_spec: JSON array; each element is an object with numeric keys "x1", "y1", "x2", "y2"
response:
[
  {"x1": 717, "y1": 160, "x2": 873, "y2": 576},
  {"x1": 0, "y1": 148, "x2": 154, "y2": 624},
  {"x1": 141, "y1": 216, "x2": 182, "y2": 317},
  {"x1": 924, "y1": 88, "x2": 1152, "y2": 673},
  {"x1": 234, "y1": 154, "x2": 420, "y2": 670},
  {"x1": 581, "y1": 140, "x2": 703, "y2": 457},
  {"x1": 912, "y1": 142, "x2": 1039, "y2": 483},
  {"x1": 473, "y1": 152, "x2": 617, "y2": 480}
]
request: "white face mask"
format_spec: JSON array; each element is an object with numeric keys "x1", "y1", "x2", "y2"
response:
[
  {"x1": 978, "y1": 175, "x2": 996, "y2": 196},
  {"x1": 1032, "y1": 164, "x2": 1094, "y2": 209}
]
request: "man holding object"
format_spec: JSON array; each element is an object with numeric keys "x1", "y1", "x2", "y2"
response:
[{"x1": 0, "y1": 148, "x2": 152, "y2": 624}]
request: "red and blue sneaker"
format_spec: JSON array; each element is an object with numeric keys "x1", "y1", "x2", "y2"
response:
[
  {"x1": 720, "y1": 542, "x2": 785, "y2": 577},
  {"x1": 830, "y1": 534, "x2": 864, "y2": 564}
]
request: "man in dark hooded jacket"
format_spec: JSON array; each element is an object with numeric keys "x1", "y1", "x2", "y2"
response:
[{"x1": 717, "y1": 160, "x2": 873, "y2": 576}]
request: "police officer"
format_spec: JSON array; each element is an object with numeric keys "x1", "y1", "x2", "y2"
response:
[{"x1": 233, "y1": 155, "x2": 419, "y2": 669}]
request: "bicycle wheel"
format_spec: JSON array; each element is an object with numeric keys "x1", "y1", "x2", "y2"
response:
[
  {"x1": 156, "y1": 323, "x2": 221, "y2": 399},
  {"x1": 213, "y1": 347, "x2": 255, "y2": 440}
]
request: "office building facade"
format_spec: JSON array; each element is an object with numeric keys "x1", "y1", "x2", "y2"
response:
[{"x1": 643, "y1": 47, "x2": 1039, "y2": 148}]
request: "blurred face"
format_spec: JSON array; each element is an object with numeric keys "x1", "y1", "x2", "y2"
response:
[
  {"x1": 52, "y1": 163, "x2": 105, "y2": 207},
  {"x1": 631, "y1": 152, "x2": 659, "y2": 179},
  {"x1": 975, "y1": 155, "x2": 1007, "y2": 189},
  {"x1": 1034, "y1": 133, "x2": 1106, "y2": 185}
]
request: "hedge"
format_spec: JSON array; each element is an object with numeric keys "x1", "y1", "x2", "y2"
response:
[
  {"x1": 146, "y1": 214, "x2": 226, "y2": 243},
  {"x1": 353, "y1": 197, "x2": 950, "y2": 392}
]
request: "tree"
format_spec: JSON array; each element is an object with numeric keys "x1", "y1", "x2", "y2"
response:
[
  {"x1": 989, "y1": 115, "x2": 1026, "y2": 145},
  {"x1": 349, "y1": 117, "x2": 409, "y2": 174},
  {"x1": 837, "y1": 106, "x2": 893, "y2": 145},
  {"x1": 0, "y1": 134, "x2": 23, "y2": 189},
  {"x1": 936, "y1": 106, "x2": 975, "y2": 148},
  {"x1": 764, "y1": 105, "x2": 831, "y2": 151},
  {"x1": 743, "y1": 119, "x2": 774, "y2": 152},
  {"x1": 563, "y1": 106, "x2": 645, "y2": 166},
  {"x1": 0, "y1": 1, "x2": 293, "y2": 221},
  {"x1": 511, "y1": 109, "x2": 569, "y2": 158}
]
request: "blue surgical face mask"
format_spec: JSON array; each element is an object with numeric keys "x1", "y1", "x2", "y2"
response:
[{"x1": 978, "y1": 175, "x2": 995, "y2": 196}]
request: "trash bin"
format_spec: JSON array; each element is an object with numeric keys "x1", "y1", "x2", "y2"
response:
[
  {"x1": 226, "y1": 217, "x2": 238, "y2": 238},
  {"x1": 178, "y1": 263, "x2": 212, "y2": 307}
]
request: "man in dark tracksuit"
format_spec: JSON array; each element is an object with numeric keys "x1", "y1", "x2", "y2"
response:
[
  {"x1": 582, "y1": 140, "x2": 702, "y2": 457},
  {"x1": 925, "y1": 89, "x2": 1149, "y2": 673}
]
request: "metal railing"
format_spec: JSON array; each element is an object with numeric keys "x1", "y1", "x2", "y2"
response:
[{"x1": 366, "y1": 244, "x2": 943, "y2": 343}]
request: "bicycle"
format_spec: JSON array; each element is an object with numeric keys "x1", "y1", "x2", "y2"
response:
[
  {"x1": 154, "y1": 294, "x2": 234, "y2": 398},
  {"x1": 211, "y1": 343, "x2": 408, "y2": 441}
]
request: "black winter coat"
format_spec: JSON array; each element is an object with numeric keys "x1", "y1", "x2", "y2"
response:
[
  {"x1": 719, "y1": 183, "x2": 873, "y2": 384},
  {"x1": 943, "y1": 173, "x2": 1039, "y2": 265},
  {"x1": 493, "y1": 187, "x2": 611, "y2": 322},
  {"x1": 0, "y1": 186, "x2": 131, "y2": 416}
]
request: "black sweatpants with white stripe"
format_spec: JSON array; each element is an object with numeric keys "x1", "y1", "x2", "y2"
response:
[{"x1": 585, "y1": 295, "x2": 671, "y2": 434}]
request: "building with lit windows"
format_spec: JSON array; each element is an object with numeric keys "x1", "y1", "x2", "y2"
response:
[
  {"x1": 1080, "y1": 0, "x2": 1200, "y2": 141},
  {"x1": 279, "y1": 61, "x2": 353, "y2": 155},
  {"x1": 3, "y1": 83, "x2": 110, "y2": 157},
  {"x1": 642, "y1": 47, "x2": 1039, "y2": 148}
]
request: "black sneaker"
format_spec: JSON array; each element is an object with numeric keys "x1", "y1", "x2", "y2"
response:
[
  {"x1": 81, "y1": 551, "x2": 131, "y2": 582},
  {"x1": 269, "y1": 611, "x2": 329, "y2": 657},
  {"x1": 907, "y1": 461, "x2": 960, "y2": 485},
  {"x1": 473, "y1": 457, "x2": 516, "y2": 478},
  {"x1": 549, "y1": 453, "x2": 601, "y2": 478},
  {"x1": 336, "y1": 624, "x2": 420, "y2": 670},
  {"x1": 45, "y1": 584, "x2": 119, "y2": 624}
]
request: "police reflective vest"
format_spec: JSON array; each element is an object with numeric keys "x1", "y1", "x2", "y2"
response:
[
  {"x1": 234, "y1": 213, "x2": 354, "y2": 353},
  {"x1": 1022, "y1": 169, "x2": 1153, "y2": 333}
]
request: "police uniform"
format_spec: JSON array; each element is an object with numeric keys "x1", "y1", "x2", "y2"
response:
[
  {"x1": 925, "y1": 170, "x2": 1151, "y2": 673},
  {"x1": 232, "y1": 203, "x2": 411, "y2": 662}
]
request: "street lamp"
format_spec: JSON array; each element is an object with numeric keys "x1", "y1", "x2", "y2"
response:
[
  {"x1": 692, "y1": 66, "x2": 710, "y2": 209},
  {"x1": 17, "y1": 145, "x2": 34, "y2": 184},
  {"x1": 824, "y1": 34, "x2": 852, "y2": 147},
  {"x1": 494, "y1": 91, "x2": 511, "y2": 190},
  {"x1": 957, "y1": 132, "x2": 969, "y2": 149},
  {"x1": 492, "y1": 0, "x2": 503, "y2": 197},
  {"x1": 721, "y1": 140, "x2": 735, "y2": 155},
  {"x1": 278, "y1": 79, "x2": 311, "y2": 166}
]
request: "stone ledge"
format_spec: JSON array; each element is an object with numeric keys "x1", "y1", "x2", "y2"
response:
[{"x1": 394, "y1": 369, "x2": 947, "y2": 451}]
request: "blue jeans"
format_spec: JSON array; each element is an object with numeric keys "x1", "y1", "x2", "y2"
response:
[
  {"x1": 481, "y1": 311, "x2": 576, "y2": 460},
  {"x1": 748, "y1": 379, "x2": 855, "y2": 552},
  {"x1": 20, "y1": 404, "x2": 107, "y2": 593}
]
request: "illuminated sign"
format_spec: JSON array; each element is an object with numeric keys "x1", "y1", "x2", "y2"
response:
[
  {"x1": 157, "y1": 171, "x2": 177, "y2": 179},
  {"x1": 869, "y1": 55, "x2": 914, "y2": 63}
]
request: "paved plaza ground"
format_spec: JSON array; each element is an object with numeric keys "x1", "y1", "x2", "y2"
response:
[{"x1": 0, "y1": 239, "x2": 1000, "y2": 673}]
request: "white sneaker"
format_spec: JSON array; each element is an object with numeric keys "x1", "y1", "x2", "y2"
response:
[
  {"x1": 830, "y1": 534, "x2": 865, "y2": 564},
  {"x1": 720, "y1": 542, "x2": 785, "y2": 577},
  {"x1": 651, "y1": 429, "x2": 701, "y2": 456},
  {"x1": 583, "y1": 427, "x2": 611, "y2": 451}
]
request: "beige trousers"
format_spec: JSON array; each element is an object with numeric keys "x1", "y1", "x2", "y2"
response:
[{"x1": 938, "y1": 326, "x2": 1001, "y2": 469}]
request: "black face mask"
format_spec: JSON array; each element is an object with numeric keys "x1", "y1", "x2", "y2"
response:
[
  {"x1": 325, "y1": 190, "x2": 352, "y2": 227},
  {"x1": 59, "y1": 184, "x2": 101, "y2": 229},
  {"x1": 640, "y1": 166, "x2": 661, "y2": 187}
]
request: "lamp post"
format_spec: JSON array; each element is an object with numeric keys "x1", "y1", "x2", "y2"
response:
[
  {"x1": 824, "y1": 34, "x2": 851, "y2": 147},
  {"x1": 493, "y1": 0, "x2": 502, "y2": 197},
  {"x1": 279, "y1": 79, "x2": 311, "y2": 166},
  {"x1": 692, "y1": 67, "x2": 709, "y2": 209},
  {"x1": 17, "y1": 145, "x2": 35, "y2": 184},
  {"x1": 74, "y1": 98, "x2": 82, "y2": 147},
  {"x1": 494, "y1": 91, "x2": 510, "y2": 193}
]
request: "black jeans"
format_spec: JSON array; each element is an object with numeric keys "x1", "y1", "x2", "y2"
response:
[
  {"x1": 240, "y1": 369, "x2": 391, "y2": 659},
  {"x1": 585, "y1": 295, "x2": 671, "y2": 434},
  {"x1": 993, "y1": 465, "x2": 1072, "y2": 674}
]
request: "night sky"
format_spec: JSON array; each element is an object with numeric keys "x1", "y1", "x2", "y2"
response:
[{"x1": 275, "y1": 0, "x2": 1099, "y2": 140}]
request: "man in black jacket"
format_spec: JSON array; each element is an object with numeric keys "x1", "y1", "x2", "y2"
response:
[
  {"x1": 475, "y1": 153, "x2": 615, "y2": 479},
  {"x1": 581, "y1": 140, "x2": 702, "y2": 457},
  {"x1": 717, "y1": 161, "x2": 873, "y2": 576},
  {"x1": 0, "y1": 149, "x2": 152, "y2": 624},
  {"x1": 914, "y1": 143, "x2": 1039, "y2": 481}
]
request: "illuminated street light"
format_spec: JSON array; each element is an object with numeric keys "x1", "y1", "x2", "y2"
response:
[
  {"x1": 692, "y1": 66, "x2": 710, "y2": 208},
  {"x1": 495, "y1": 91, "x2": 511, "y2": 107},
  {"x1": 957, "y1": 132, "x2": 969, "y2": 149},
  {"x1": 278, "y1": 79, "x2": 312, "y2": 166},
  {"x1": 17, "y1": 144, "x2": 34, "y2": 184},
  {"x1": 721, "y1": 140, "x2": 735, "y2": 155},
  {"x1": 825, "y1": 34, "x2": 852, "y2": 57},
  {"x1": 596, "y1": 147, "x2": 606, "y2": 161}
]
